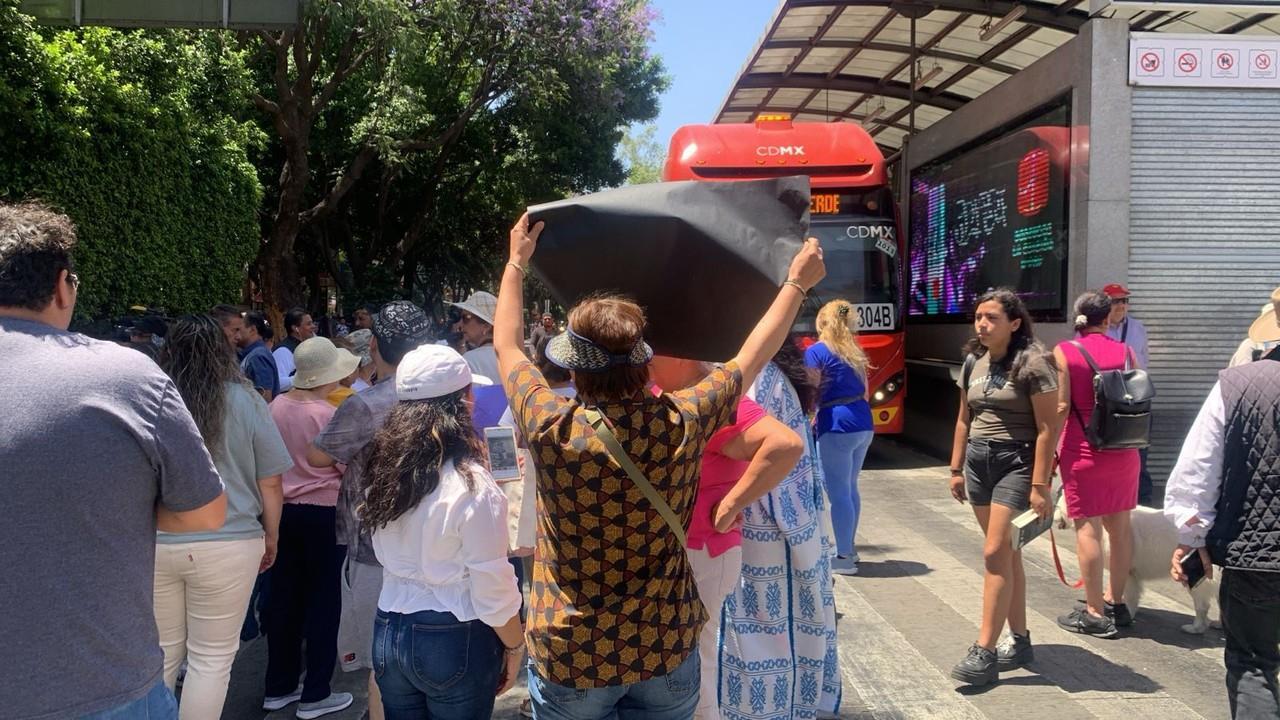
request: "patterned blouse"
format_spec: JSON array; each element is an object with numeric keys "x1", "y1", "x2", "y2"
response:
[{"x1": 505, "y1": 359, "x2": 744, "y2": 688}]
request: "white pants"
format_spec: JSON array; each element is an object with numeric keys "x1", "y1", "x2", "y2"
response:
[
  {"x1": 688, "y1": 545, "x2": 744, "y2": 720},
  {"x1": 153, "y1": 537, "x2": 264, "y2": 720}
]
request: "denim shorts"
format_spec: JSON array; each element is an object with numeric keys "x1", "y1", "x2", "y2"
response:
[{"x1": 964, "y1": 438, "x2": 1033, "y2": 511}]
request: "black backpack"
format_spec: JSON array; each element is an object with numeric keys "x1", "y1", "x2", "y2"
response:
[{"x1": 1068, "y1": 340, "x2": 1155, "y2": 450}]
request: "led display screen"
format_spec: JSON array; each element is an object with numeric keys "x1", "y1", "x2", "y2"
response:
[{"x1": 908, "y1": 102, "x2": 1070, "y2": 321}]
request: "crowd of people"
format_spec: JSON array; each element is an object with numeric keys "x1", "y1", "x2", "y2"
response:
[{"x1": 2, "y1": 197, "x2": 1277, "y2": 720}]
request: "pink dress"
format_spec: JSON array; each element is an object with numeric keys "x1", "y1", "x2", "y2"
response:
[{"x1": 1057, "y1": 333, "x2": 1140, "y2": 519}]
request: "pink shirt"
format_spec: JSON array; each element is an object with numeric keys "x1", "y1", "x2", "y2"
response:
[
  {"x1": 687, "y1": 397, "x2": 767, "y2": 557},
  {"x1": 270, "y1": 393, "x2": 343, "y2": 506}
]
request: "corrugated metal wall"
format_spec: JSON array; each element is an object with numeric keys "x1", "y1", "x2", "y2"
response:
[{"x1": 1130, "y1": 87, "x2": 1280, "y2": 487}]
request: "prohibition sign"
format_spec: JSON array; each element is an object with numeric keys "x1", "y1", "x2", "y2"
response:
[
  {"x1": 1217, "y1": 52, "x2": 1234, "y2": 71},
  {"x1": 1258, "y1": 53, "x2": 1273, "y2": 71},
  {"x1": 1140, "y1": 52, "x2": 1160, "y2": 72},
  {"x1": 1178, "y1": 52, "x2": 1198, "y2": 73}
]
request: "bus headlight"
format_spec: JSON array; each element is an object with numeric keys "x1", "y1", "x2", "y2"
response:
[{"x1": 871, "y1": 372, "x2": 905, "y2": 407}]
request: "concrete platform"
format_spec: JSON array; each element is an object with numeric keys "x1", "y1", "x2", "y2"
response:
[{"x1": 220, "y1": 439, "x2": 1229, "y2": 719}]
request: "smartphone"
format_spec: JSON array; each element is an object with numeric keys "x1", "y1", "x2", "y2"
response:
[
  {"x1": 1180, "y1": 549, "x2": 1207, "y2": 589},
  {"x1": 483, "y1": 426, "x2": 521, "y2": 482}
]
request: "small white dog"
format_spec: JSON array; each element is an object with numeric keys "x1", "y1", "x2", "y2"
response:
[{"x1": 1054, "y1": 495, "x2": 1220, "y2": 634}]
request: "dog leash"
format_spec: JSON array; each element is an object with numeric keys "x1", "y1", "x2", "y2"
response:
[
  {"x1": 1048, "y1": 528, "x2": 1085, "y2": 589},
  {"x1": 1046, "y1": 453, "x2": 1085, "y2": 589}
]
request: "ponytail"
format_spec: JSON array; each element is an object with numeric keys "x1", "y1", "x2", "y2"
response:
[{"x1": 816, "y1": 300, "x2": 871, "y2": 379}]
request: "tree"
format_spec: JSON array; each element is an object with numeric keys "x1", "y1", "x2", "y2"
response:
[
  {"x1": 619, "y1": 124, "x2": 665, "y2": 185},
  {"x1": 0, "y1": 2, "x2": 264, "y2": 322},
  {"x1": 242, "y1": 0, "x2": 667, "y2": 317}
]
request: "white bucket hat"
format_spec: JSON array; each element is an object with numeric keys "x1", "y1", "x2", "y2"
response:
[
  {"x1": 397, "y1": 344, "x2": 493, "y2": 401},
  {"x1": 292, "y1": 337, "x2": 361, "y2": 389},
  {"x1": 449, "y1": 291, "x2": 498, "y2": 326}
]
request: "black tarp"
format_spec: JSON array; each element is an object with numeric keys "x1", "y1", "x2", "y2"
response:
[{"x1": 527, "y1": 176, "x2": 810, "y2": 361}]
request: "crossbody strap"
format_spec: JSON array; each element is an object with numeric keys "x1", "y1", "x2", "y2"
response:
[{"x1": 583, "y1": 408, "x2": 687, "y2": 548}]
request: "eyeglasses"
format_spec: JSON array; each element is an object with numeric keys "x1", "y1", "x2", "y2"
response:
[
  {"x1": 67, "y1": 272, "x2": 80, "y2": 291},
  {"x1": 1114, "y1": 298, "x2": 1129, "y2": 305}
]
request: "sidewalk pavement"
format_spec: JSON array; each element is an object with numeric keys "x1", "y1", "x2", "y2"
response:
[{"x1": 219, "y1": 439, "x2": 1230, "y2": 719}]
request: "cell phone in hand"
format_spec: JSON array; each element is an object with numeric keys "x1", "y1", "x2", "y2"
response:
[
  {"x1": 1180, "y1": 549, "x2": 1207, "y2": 589},
  {"x1": 483, "y1": 426, "x2": 521, "y2": 482}
]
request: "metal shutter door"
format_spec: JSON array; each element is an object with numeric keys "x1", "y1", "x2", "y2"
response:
[{"x1": 1130, "y1": 87, "x2": 1280, "y2": 489}]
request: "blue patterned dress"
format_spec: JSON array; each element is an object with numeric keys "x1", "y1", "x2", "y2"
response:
[{"x1": 719, "y1": 362, "x2": 841, "y2": 719}]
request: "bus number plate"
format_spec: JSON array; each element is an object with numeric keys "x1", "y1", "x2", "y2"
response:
[{"x1": 855, "y1": 304, "x2": 895, "y2": 331}]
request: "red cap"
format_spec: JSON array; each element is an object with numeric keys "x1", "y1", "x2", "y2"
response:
[{"x1": 1102, "y1": 283, "x2": 1130, "y2": 299}]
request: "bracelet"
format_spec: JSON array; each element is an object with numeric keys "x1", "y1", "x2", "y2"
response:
[
  {"x1": 506, "y1": 261, "x2": 529, "y2": 278},
  {"x1": 949, "y1": 467, "x2": 963, "y2": 475},
  {"x1": 503, "y1": 643, "x2": 526, "y2": 655},
  {"x1": 782, "y1": 279, "x2": 806, "y2": 294}
]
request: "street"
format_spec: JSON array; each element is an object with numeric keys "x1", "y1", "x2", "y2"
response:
[{"x1": 221, "y1": 440, "x2": 1229, "y2": 720}]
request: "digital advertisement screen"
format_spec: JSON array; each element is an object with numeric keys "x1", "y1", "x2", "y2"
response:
[{"x1": 908, "y1": 102, "x2": 1071, "y2": 321}]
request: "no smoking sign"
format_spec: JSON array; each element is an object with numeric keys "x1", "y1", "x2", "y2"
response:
[{"x1": 1174, "y1": 48, "x2": 1202, "y2": 77}]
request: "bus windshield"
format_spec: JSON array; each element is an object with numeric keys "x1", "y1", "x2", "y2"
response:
[{"x1": 795, "y1": 217, "x2": 901, "y2": 334}]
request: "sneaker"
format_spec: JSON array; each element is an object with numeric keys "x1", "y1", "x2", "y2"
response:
[
  {"x1": 1076, "y1": 599, "x2": 1134, "y2": 627},
  {"x1": 296, "y1": 693, "x2": 354, "y2": 719},
  {"x1": 831, "y1": 556, "x2": 859, "y2": 576},
  {"x1": 1057, "y1": 607, "x2": 1119, "y2": 637},
  {"x1": 951, "y1": 643, "x2": 998, "y2": 685},
  {"x1": 263, "y1": 684, "x2": 304, "y2": 711},
  {"x1": 996, "y1": 631, "x2": 1034, "y2": 670}
]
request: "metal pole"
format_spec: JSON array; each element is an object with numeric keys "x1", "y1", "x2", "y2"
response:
[{"x1": 909, "y1": 14, "x2": 917, "y2": 139}]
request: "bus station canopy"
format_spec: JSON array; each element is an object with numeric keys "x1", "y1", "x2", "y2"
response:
[{"x1": 716, "y1": 0, "x2": 1280, "y2": 152}]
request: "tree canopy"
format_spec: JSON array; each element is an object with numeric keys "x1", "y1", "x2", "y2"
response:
[{"x1": 0, "y1": 0, "x2": 667, "y2": 323}]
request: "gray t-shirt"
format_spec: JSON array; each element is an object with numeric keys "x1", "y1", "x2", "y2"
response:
[
  {"x1": 960, "y1": 351, "x2": 1058, "y2": 442},
  {"x1": 315, "y1": 374, "x2": 398, "y2": 566},
  {"x1": 0, "y1": 317, "x2": 224, "y2": 719},
  {"x1": 158, "y1": 382, "x2": 293, "y2": 544}
]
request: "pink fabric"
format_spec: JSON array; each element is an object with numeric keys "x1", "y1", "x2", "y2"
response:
[
  {"x1": 1057, "y1": 333, "x2": 1139, "y2": 518},
  {"x1": 269, "y1": 393, "x2": 343, "y2": 506},
  {"x1": 687, "y1": 397, "x2": 767, "y2": 557}
]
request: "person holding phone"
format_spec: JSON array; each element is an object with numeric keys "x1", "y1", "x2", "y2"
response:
[
  {"x1": 361, "y1": 343, "x2": 524, "y2": 718},
  {"x1": 947, "y1": 289, "x2": 1058, "y2": 687},
  {"x1": 1165, "y1": 343, "x2": 1280, "y2": 719}
]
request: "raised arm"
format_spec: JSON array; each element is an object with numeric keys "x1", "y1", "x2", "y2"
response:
[
  {"x1": 730, "y1": 238, "x2": 827, "y2": 390},
  {"x1": 495, "y1": 213, "x2": 544, "y2": 385}
]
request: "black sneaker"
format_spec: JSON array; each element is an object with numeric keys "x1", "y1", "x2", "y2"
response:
[
  {"x1": 996, "y1": 631, "x2": 1033, "y2": 670},
  {"x1": 1058, "y1": 607, "x2": 1119, "y2": 637},
  {"x1": 1074, "y1": 600, "x2": 1134, "y2": 627},
  {"x1": 950, "y1": 643, "x2": 998, "y2": 685}
]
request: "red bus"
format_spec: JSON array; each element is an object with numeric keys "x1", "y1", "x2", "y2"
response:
[{"x1": 663, "y1": 115, "x2": 906, "y2": 433}]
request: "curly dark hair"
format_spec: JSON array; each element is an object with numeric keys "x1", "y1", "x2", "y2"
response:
[
  {"x1": 162, "y1": 315, "x2": 249, "y2": 454},
  {"x1": 0, "y1": 201, "x2": 78, "y2": 311},
  {"x1": 963, "y1": 288, "x2": 1054, "y2": 385},
  {"x1": 359, "y1": 389, "x2": 485, "y2": 529},
  {"x1": 773, "y1": 334, "x2": 820, "y2": 414}
]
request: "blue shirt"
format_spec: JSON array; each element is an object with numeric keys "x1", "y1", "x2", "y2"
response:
[
  {"x1": 240, "y1": 340, "x2": 280, "y2": 397},
  {"x1": 804, "y1": 341, "x2": 874, "y2": 435},
  {"x1": 1105, "y1": 316, "x2": 1149, "y2": 370}
]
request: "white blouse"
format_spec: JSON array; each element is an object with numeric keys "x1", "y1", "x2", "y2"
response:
[{"x1": 372, "y1": 459, "x2": 521, "y2": 627}]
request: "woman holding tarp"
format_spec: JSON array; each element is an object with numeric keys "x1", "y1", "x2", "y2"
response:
[{"x1": 493, "y1": 212, "x2": 825, "y2": 719}]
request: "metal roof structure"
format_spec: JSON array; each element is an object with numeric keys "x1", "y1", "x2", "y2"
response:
[{"x1": 715, "y1": 0, "x2": 1280, "y2": 152}]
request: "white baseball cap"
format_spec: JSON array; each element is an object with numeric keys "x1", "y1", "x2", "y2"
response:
[{"x1": 396, "y1": 344, "x2": 494, "y2": 401}]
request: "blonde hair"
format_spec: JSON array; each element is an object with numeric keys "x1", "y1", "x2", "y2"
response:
[{"x1": 816, "y1": 300, "x2": 870, "y2": 379}]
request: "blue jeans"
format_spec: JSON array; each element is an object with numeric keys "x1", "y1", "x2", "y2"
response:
[
  {"x1": 529, "y1": 649, "x2": 699, "y2": 720},
  {"x1": 373, "y1": 609, "x2": 503, "y2": 720},
  {"x1": 817, "y1": 430, "x2": 874, "y2": 558},
  {"x1": 82, "y1": 681, "x2": 176, "y2": 719}
]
